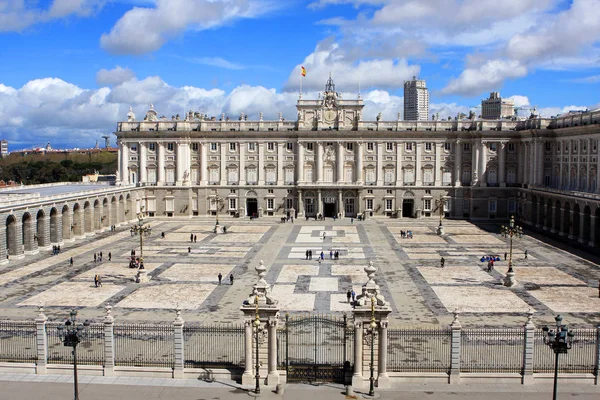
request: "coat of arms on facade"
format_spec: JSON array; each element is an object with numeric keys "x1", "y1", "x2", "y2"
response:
[{"x1": 324, "y1": 145, "x2": 335, "y2": 162}]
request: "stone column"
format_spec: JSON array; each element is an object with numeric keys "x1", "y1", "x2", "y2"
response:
[
  {"x1": 559, "y1": 141, "x2": 564, "y2": 188},
  {"x1": 182, "y1": 141, "x2": 191, "y2": 186},
  {"x1": 396, "y1": 142, "x2": 403, "y2": 185},
  {"x1": 499, "y1": 142, "x2": 507, "y2": 187},
  {"x1": 173, "y1": 308, "x2": 185, "y2": 379},
  {"x1": 200, "y1": 142, "x2": 208, "y2": 185},
  {"x1": 10, "y1": 221, "x2": 24, "y2": 258},
  {"x1": 568, "y1": 210, "x2": 576, "y2": 239},
  {"x1": 352, "y1": 320, "x2": 363, "y2": 387},
  {"x1": 356, "y1": 142, "x2": 364, "y2": 184},
  {"x1": 35, "y1": 305, "x2": 48, "y2": 375},
  {"x1": 317, "y1": 190, "x2": 323, "y2": 216},
  {"x1": 267, "y1": 317, "x2": 278, "y2": 385},
  {"x1": 277, "y1": 142, "x2": 284, "y2": 185},
  {"x1": 157, "y1": 143, "x2": 165, "y2": 185},
  {"x1": 530, "y1": 141, "x2": 537, "y2": 186},
  {"x1": 449, "y1": 311, "x2": 461, "y2": 384},
  {"x1": 415, "y1": 142, "x2": 423, "y2": 186},
  {"x1": 518, "y1": 143, "x2": 526, "y2": 185},
  {"x1": 139, "y1": 142, "x2": 147, "y2": 184},
  {"x1": 337, "y1": 141, "x2": 344, "y2": 183},
  {"x1": 454, "y1": 139, "x2": 462, "y2": 187},
  {"x1": 537, "y1": 141, "x2": 545, "y2": 186},
  {"x1": 121, "y1": 143, "x2": 129, "y2": 184},
  {"x1": 220, "y1": 143, "x2": 227, "y2": 185},
  {"x1": 522, "y1": 309, "x2": 535, "y2": 385},
  {"x1": 435, "y1": 142, "x2": 443, "y2": 186},
  {"x1": 103, "y1": 305, "x2": 115, "y2": 376},
  {"x1": 377, "y1": 320, "x2": 390, "y2": 388},
  {"x1": 298, "y1": 190, "x2": 304, "y2": 217},
  {"x1": 54, "y1": 213, "x2": 63, "y2": 245},
  {"x1": 479, "y1": 140, "x2": 487, "y2": 187},
  {"x1": 258, "y1": 143, "x2": 265, "y2": 185},
  {"x1": 376, "y1": 143, "x2": 384, "y2": 186},
  {"x1": 338, "y1": 190, "x2": 343, "y2": 217},
  {"x1": 297, "y1": 142, "x2": 304, "y2": 182},
  {"x1": 588, "y1": 215, "x2": 597, "y2": 247},
  {"x1": 23, "y1": 219, "x2": 37, "y2": 255},
  {"x1": 579, "y1": 212, "x2": 587, "y2": 244},
  {"x1": 0, "y1": 226, "x2": 8, "y2": 265},
  {"x1": 242, "y1": 319, "x2": 254, "y2": 384},
  {"x1": 239, "y1": 142, "x2": 246, "y2": 185},
  {"x1": 472, "y1": 141, "x2": 479, "y2": 186},
  {"x1": 596, "y1": 159, "x2": 600, "y2": 194},
  {"x1": 559, "y1": 207, "x2": 567, "y2": 237},
  {"x1": 176, "y1": 143, "x2": 184, "y2": 185},
  {"x1": 550, "y1": 206, "x2": 558, "y2": 234},
  {"x1": 317, "y1": 142, "x2": 324, "y2": 183}
]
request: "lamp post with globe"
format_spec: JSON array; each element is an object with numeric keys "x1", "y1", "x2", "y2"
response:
[
  {"x1": 56, "y1": 310, "x2": 90, "y2": 400},
  {"x1": 501, "y1": 215, "x2": 523, "y2": 287},
  {"x1": 542, "y1": 315, "x2": 575, "y2": 400}
]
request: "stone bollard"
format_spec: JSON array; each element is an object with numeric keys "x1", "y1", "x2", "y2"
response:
[
  {"x1": 345, "y1": 385, "x2": 354, "y2": 396},
  {"x1": 276, "y1": 383, "x2": 285, "y2": 395}
]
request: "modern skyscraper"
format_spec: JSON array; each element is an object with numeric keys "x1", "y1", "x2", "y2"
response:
[
  {"x1": 0, "y1": 140, "x2": 8, "y2": 158},
  {"x1": 481, "y1": 92, "x2": 514, "y2": 120},
  {"x1": 403, "y1": 76, "x2": 429, "y2": 121}
]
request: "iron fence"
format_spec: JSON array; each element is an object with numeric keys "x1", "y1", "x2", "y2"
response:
[
  {"x1": 0, "y1": 321, "x2": 37, "y2": 363},
  {"x1": 46, "y1": 322, "x2": 104, "y2": 366},
  {"x1": 114, "y1": 324, "x2": 174, "y2": 368},
  {"x1": 388, "y1": 328, "x2": 451, "y2": 372},
  {"x1": 183, "y1": 324, "x2": 244, "y2": 368},
  {"x1": 534, "y1": 329, "x2": 598, "y2": 373},
  {"x1": 461, "y1": 328, "x2": 524, "y2": 373}
]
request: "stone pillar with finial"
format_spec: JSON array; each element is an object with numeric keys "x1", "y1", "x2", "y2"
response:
[
  {"x1": 240, "y1": 260, "x2": 280, "y2": 387},
  {"x1": 352, "y1": 261, "x2": 392, "y2": 389},
  {"x1": 103, "y1": 304, "x2": 115, "y2": 376},
  {"x1": 522, "y1": 308, "x2": 536, "y2": 385},
  {"x1": 449, "y1": 310, "x2": 462, "y2": 384},
  {"x1": 173, "y1": 307, "x2": 185, "y2": 379},
  {"x1": 35, "y1": 303, "x2": 48, "y2": 375}
]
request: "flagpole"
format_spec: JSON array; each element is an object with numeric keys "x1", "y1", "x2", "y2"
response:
[{"x1": 300, "y1": 75, "x2": 303, "y2": 98}]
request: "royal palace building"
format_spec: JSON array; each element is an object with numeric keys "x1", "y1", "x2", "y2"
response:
[{"x1": 113, "y1": 77, "x2": 600, "y2": 246}]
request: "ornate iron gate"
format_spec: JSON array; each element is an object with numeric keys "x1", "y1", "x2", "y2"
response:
[{"x1": 282, "y1": 314, "x2": 353, "y2": 383}]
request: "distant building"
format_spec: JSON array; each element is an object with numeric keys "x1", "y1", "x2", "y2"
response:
[
  {"x1": 0, "y1": 140, "x2": 8, "y2": 158},
  {"x1": 403, "y1": 76, "x2": 429, "y2": 121},
  {"x1": 481, "y1": 92, "x2": 514, "y2": 120}
]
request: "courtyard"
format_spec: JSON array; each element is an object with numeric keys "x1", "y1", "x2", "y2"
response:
[{"x1": 0, "y1": 217, "x2": 599, "y2": 328}]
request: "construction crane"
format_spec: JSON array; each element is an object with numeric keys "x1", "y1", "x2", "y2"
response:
[
  {"x1": 513, "y1": 105, "x2": 538, "y2": 118},
  {"x1": 101, "y1": 135, "x2": 111, "y2": 149}
]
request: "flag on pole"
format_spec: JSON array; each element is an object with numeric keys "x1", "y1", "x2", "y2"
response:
[{"x1": 301, "y1": 66, "x2": 306, "y2": 77}]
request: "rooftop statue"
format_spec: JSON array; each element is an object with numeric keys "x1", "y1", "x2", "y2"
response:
[{"x1": 127, "y1": 106, "x2": 136, "y2": 122}]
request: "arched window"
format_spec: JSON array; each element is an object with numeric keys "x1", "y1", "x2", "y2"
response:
[
  {"x1": 403, "y1": 168, "x2": 415, "y2": 184},
  {"x1": 246, "y1": 167, "x2": 257, "y2": 184},
  {"x1": 365, "y1": 168, "x2": 376, "y2": 184},
  {"x1": 305, "y1": 166, "x2": 313, "y2": 183}
]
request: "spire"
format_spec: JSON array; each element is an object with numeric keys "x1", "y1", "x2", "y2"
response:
[{"x1": 325, "y1": 72, "x2": 335, "y2": 93}]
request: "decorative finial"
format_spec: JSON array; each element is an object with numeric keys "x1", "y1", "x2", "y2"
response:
[
  {"x1": 526, "y1": 307, "x2": 535, "y2": 325},
  {"x1": 452, "y1": 309, "x2": 460, "y2": 325},
  {"x1": 364, "y1": 261, "x2": 376, "y2": 283}
]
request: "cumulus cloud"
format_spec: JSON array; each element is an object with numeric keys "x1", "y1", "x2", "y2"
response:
[
  {"x1": 100, "y1": 0, "x2": 276, "y2": 55},
  {"x1": 0, "y1": 0, "x2": 105, "y2": 32},
  {"x1": 96, "y1": 66, "x2": 136, "y2": 86},
  {"x1": 441, "y1": 59, "x2": 528, "y2": 96},
  {"x1": 283, "y1": 41, "x2": 420, "y2": 92}
]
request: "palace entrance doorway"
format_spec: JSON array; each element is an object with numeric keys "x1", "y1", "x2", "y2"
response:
[
  {"x1": 246, "y1": 198, "x2": 258, "y2": 218},
  {"x1": 323, "y1": 194, "x2": 337, "y2": 218},
  {"x1": 402, "y1": 199, "x2": 415, "y2": 218}
]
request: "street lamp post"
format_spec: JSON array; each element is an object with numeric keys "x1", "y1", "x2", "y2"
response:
[
  {"x1": 435, "y1": 193, "x2": 448, "y2": 235},
  {"x1": 131, "y1": 208, "x2": 151, "y2": 282},
  {"x1": 501, "y1": 215, "x2": 523, "y2": 287},
  {"x1": 56, "y1": 310, "x2": 90, "y2": 400},
  {"x1": 253, "y1": 295, "x2": 261, "y2": 395},
  {"x1": 368, "y1": 296, "x2": 376, "y2": 397},
  {"x1": 542, "y1": 315, "x2": 575, "y2": 400}
]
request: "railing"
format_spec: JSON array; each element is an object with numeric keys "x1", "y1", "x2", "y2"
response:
[
  {"x1": 0, "y1": 321, "x2": 37, "y2": 363},
  {"x1": 114, "y1": 324, "x2": 174, "y2": 368},
  {"x1": 388, "y1": 328, "x2": 451, "y2": 372},
  {"x1": 534, "y1": 329, "x2": 598, "y2": 373},
  {"x1": 183, "y1": 324, "x2": 244, "y2": 368},
  {"x1": 461, "y1": 328, "x2": 525, "y2": 373},
  {"x1": 46, "y1": 322, "x2": 104, "y2": 366}
]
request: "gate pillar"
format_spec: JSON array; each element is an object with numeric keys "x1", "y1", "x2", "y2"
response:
[
  {"x1": 352, "y1": 261, "x2": 392, "y2": 389},
  {"x1": 240, "y1": 260, "x2": 280, "y2": 388}
]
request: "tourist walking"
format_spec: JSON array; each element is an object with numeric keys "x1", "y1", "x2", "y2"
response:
[
  {"x1": 524, "y1": 249, "x2": 528, "y2": 259},
  {"x1": 94, "y1": 274, "x2": 99, "y2": 288},
  {"x1": 329, "y1": 250, "x2": 333, "y2": 260},
  {"x1": 230, "y1": 274, "x2": 234, "y2": 285},
  {"x1": 306, "y1": 250, "x2": 309, "y2": 260},
  {"x1": 69, "y1": 257, "x2": 73, "y2": 267},
  {"x1": 194, "y1": 235, "x2": 197, "y2": 243},
  {"x1": 351, "y1": 290, "x2": 356, "y2": 303},
  {"x1": 440, "y1": 257, "x2": 445, "y2": 268},
  {"x1": 504, "y1": 252, "x2": 507, "y2": 261},
  {"x1": 188, "y1": 247, "x2": 191, "y2": 253},
  {"x1": 108, "y1": 252, "x2": 111, "y2": 261},
  {"x1": 94, "y1": 253, "x2": 97, "y2": 263},
  {"x1": 346, "y1": 290, "x2": 352, "y2": 303},
  {"x1": 190, "y1": 233, "x2": 194, "y2": 242},
  {"x1": 218, "y1": 273, "x2": 222, "y2": 285}
]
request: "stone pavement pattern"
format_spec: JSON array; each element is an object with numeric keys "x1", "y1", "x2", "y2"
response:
[{"x1": 0, "y1": 217, "x2": 599, "y2": 327}]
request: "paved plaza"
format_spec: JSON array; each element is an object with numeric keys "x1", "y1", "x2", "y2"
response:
[{"x1": 0, "y1": 217, "x2": 599, "y2": 327}]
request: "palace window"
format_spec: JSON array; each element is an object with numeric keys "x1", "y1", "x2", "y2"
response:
[
  {"x1": 367, "y1": 190, "x2": 373, "y2": 194},
  {"x1": 286, "y1": 142, "x2": 293, "y2": 151},
  {"x1": 507, "y1": 169, "x2": 516, "y2": 184},
  {"x1": 386, "y1": 142, "x2": 394, "y2": 151},
  {"x1": 384, "y1": 169, "x2": 395, "y2": 184},
  {"x1": 210, "y1": 143, "x2": 218, "y2": 151},
  {"x1": 344, "y1": 167, "x2": 353, "y2": 182},
  {"x1": 346, "y1": 143, "x2": 353, "y2": 151},
  {"x1": 268, "y1": 189, "x2": 274, "y2": 194},
  {"x1": 167, "y1": 143, "x2": 174, "y2": 152},
  {"x1": 131, "y1": 144, "x2": 137, "y2": 152},
  {"x1": 147, "y1": 169, "x2": 157, "y2": 183},
  {"x1": 425, "y1": 143, "x2": 432, "y2": 152},
  {"x1": 385, "y1": 199, "x2": 393, "y2": 211},
  {"x1": 403, "y1": 168, "x2": 415, "y2": 184},
  {"x1": 463, "y1": 143, "x2": 470, "y2": 151},
  {"x1": 229, "y1": 143, "x2": 236, "y2": 151},
  {"x1": 266, "y1": 168, "x2": 276, "y2": 183},
  {"x1": 546, "y1": 142, "x2": 552, "y2": 151},
  {"x1": 442, "y1": 169, "x2": 452, "y2": 185},
  {"x1": 267, "y1": 198, "x2": 274, "y2": 209},
  {"x1": 405, "y1": 143, "x2": 413, "y2": 151},
  {"x1": 306, "y1": 143, "x2": 314, "y2": 151},
  {"x1": 305, "y1": 166, "x2": 313, "y2": 182},
  {"x1": 367, "y1": 143, "x2": 374, "y2": 151},
  {"x1": 191, "y1": 143, "x2": 199, "y2": 151},
  {"x1": 489, "y1": 200, "x2": 497, "y2": 213},
  {"x1": 489, "y1": 143, "x2": 497, "y2": 152},
  {"x1": 227, "y1": 168, "x2": 238, "y2": 183},
  {"x1": 423, "y1": 168, "x2": 434, "y2": 184},
  {"x1": 508, "y1": 143, "x2": 515, "y2": 152},
  {"x1": 365, "y1": 168, "x2": 376, "y2": 184},
  {"x1": 267, "y1": 142, "x2": 275, "y2": 151},
  {"x1": 424, "y1": 199, "x2": 431, "y2": 211},
  {"x1": 148, "y1": 143, "x2": 156, "y2": 152},
  {"x1": 444, "y1": 142, "x2": 451, "y2": 151},
  {"x1": 246, "y1": 168, "x2": 257, "y2": 183},
  {"x1": 229, "y1": 198, "x2": 237, "y2": 210},
  {"x1": 366, "y1": 199, "x2": 373, "y2": 210},
  {"x1": 209, "y1": 168, "x2": 219, "y2": 183},
  {"x1": 285, "y1": 168, "x2": 294, "y2": 184},
  {"x1": 248, "y1": 143, "x2": 256, "y2": 151},
  {"x1": 508, "y1": 199, "x2": 516, "y2": 213},
  {"x1": 324, "y1": 166, "x2": 334, "y2": 182},
  {"x1": 230, "y1": 189, "x2": 236, "y2": 194}
]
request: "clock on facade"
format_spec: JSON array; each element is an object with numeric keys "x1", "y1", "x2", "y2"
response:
[{"x1": 324, "y1": 109, "x2": 337, "y2": 123}]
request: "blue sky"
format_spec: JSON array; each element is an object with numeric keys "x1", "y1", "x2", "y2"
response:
[{"x1": 0, "y1": 0, "x2": 599, "y2": 150}]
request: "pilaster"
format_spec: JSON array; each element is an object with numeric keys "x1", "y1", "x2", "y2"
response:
[
  {"x1": 277, "y1": 142, "x2": 284, "y2": 185},
  {"x1": 415, "y1": 142, "x2": 422, "y2": 186},
  {"x1": 454, "y1": 139, "x2": 462, "y2": 187},
  {"x1": 297, "y1": 142, "x2": 305, "y2": 183},
  {"x1": 220, "y1": 143, "x2": 227, "y2": 185},
  {"x1": 337, "y1": 141, "x2": 344, "y2": 183},
  {"x1": 317, "y1": 142, "x2": 324, "y2": 183},
  {"x1": 356, "y1": 141, "x2": 364, "y2": 185},
  {"x1": 103, "y1": 305, "x2": 115, "y2": 376},
  {"x1": 139, "y1": 142, "x2": 147, "y2": 184},
  {"x1": 239, "y1": 142, "x2": 246, "y2": 185},
  {"x1": 173, "y1": 308, "x2": 185, "y2": 379},
  {"x1": 499, "y1": 142, "x2": 507, "y2": 187},
  {"x1": 35, "y1": 305, "x2": 48, "y2": 375},
  {"x1": 449, "y1": 311, "x2": 461, "y2": 384},
  {"x1": 522, "y1": 309, "x2": 535, "y2": 385},
  {"x1": 396, "y1": 141, "x2": 403, "y2": 186},
  {"x1": 157, "y1": 143, "x2": 165, "y2": 185},
  {"x1": 258, "y1": 143, "x2": 265, "y2": 185}
]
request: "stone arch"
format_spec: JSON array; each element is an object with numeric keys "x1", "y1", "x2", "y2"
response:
[
  {"x1": 118, "y1": 195, "x2": 125, "y2": 224},
  {"x1": 581, "y1": 205, "x2": 591, "y2": 243},
  {"x1": 49, "y1": 207, "x2": 59, "y2": 244},
  {"x1": 62, "y1": 205, "x2": 71, "y2": 242},
  {"x1": 110, "y1": 196, "x2": 117, "y2": 227},
  {"x1": 6, "y1": 214, "x2": 22, "y2": 258},
  {"x1": 245, "y1": 190, "x2": 258, "y2": 198},
  {"x1": 94, "y1": 199, "x2": 101, "y2": 231},
  {"x1": 22, "y1": 212, "x2": 36, "y2": 253},
  {"x1": 73, "y1": 203, "x2": 83, "y2": 237},
  {"x1": 84, "y1": 201, "x2": 93, "y2": 233},
  {"x1": 36, "y1": 209, "x2": 49, "y2": 248},
  {"x1": 571, "y1": 203, "x2": 581, "y2": 239}
]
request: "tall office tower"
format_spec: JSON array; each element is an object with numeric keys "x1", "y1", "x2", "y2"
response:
[
  {"x1": 403, "y1": 76, "x2": 429, "y2": 121},
  {"x1": 0, "y1": 140, "x2": 7, "y2": 158},
  {"x1": 481, "y1": 92, "x2": 515, "y2": 120}
]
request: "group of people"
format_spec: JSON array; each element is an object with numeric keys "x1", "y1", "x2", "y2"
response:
[
  {"x1": 399, "y1": 230, "x2": 413, "y2": 239},
  {"x1": 305, "y1": 249, "x2": 342, "y2": 261},
  {"x1": 189, "y1": 234, "x2": 198, "y2": 243},
  {"x1": 217, "y1": 272, "x2": 234, "y2": 285},
  {"x1": 346, "y1": 289, "x2": 356, "y2": 305},
  {"x1": 94, "y1": 251, "x2": 111, "y2": 263},
  {"x1": 94, "y1": 274, "x2": 103, "y2": 287},
  {"x1": 51, "y1": 245, "x2": 61, "y2": 255}
]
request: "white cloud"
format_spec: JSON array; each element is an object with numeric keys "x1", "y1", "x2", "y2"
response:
[
  {"x1": 182, "y1": 57, "x2": 247, "y2": 70},
  {"x1": 0, "y1": 0, "x2": 105, "y2": 32},
  {"x1": 568, "y1": 75, "x2": 600, "y2": 84},
  {"x1": 507, "y1": 95, "x2": 531, "y2": 108},
  {"x1": 441, "y1": 59, "x2": 528, "y2": 96},
  {"x1": 100, "y1": 0, "x2": 277, "y2": 55},
  {"x1": 283, "y1": 41, "x2": 420, "y2": 92},
  {"x1": 96, "y1": 66, "x2": 136, "y2": 86}
]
